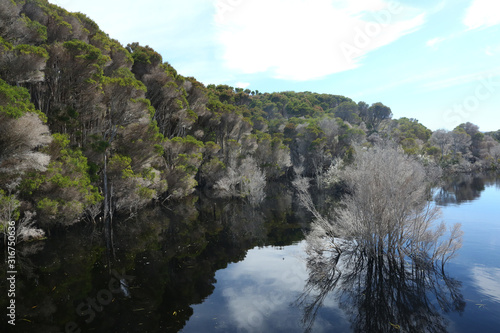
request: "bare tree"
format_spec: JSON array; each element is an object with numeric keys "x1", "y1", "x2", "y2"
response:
[
  {"x1": 294, "y1": 145, "x2": 464, "y2": 332},
  {"x1": 296, "y1": 144, "x2": 462, "y2": 266},
  {"x1": 214, "y1": 156, "x2": 266, "y2": 205},
  {"x1": 0, "y1": 112, "x2": 52, "y2": 175},
  {"x1": 430, "y1": 129, "x2": 451, "y2": 160}
]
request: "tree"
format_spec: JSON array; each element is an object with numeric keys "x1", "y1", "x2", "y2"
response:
[
  {"x1": 294, "y1": 146, "x2": 463, "y2": 332},
  {"x1": 457, "y1": 122, "x2": 482, "y2": 159},
  {"x1": 0, "y1": 0, "x2": 47, "y2": 45},
  {"x1": 253, "y1": 132, "x2": 291, "y2": 179},
  {"x1": 357, "y1": 101, "x2": 369, "y2": 121},
  {"x1": 334, "y1": 101, "x2": 359, "y2": 124},
  {"x1": 430, "y1": 129, "x2": 451, "y2": 160},
  {"x1": 390, "y1": 117, "x2": 431, "y2": 143},
  {"x1": 296, "y1": 144, "x2": 461, "y2": 266},
  {"x1": 0, "y1": 44, "x2": 49, "y2": 84},
  {"x1": 161, "y1": 135, "x2": 204, "y2": 199},
  {"x1": 214, "y1": 156, "x2": 266, "y2": 205},
  {"x1": 0, "y1": 79, "x2": 51, "y2": 178},
  {"x1": 19, "y1": 134, "x2": 102, "y2": 229},
  {"x1": 363, "y1": 102, "x2": 392, "y2": 132},
  {"x1": 450, "y1": 127, "x2": 471, "y2": 157}
]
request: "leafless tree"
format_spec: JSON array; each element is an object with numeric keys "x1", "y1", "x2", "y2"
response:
[
  {"x1": 0, "y1": 112, "x2": 52, "y2": 175},
  {"x1": 294, "y1": 145, "x2": 464, "y2": 331},
  {"x1": 296, "y1": 144, "x2": 462, "y2": 278},
  {"x1": 214, "y1": 156, "x2": 266, "y2": 205},
  {"x1": 297, "y1": 145, "x2": 461, "y2": 264},
  {"x1": 430, "y1": 129, "x2": 452, "y2": 160}
]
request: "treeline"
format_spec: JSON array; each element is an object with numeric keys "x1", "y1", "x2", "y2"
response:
[{"x1": 0, "y1": 0, "x2": 499, "y2": 240}]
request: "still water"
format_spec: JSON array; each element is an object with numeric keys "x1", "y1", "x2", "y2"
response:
[{"x1": 3, "y1": 175, "x2": 500, "y2": 332}]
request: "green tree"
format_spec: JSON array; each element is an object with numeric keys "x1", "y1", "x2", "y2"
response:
[
  {"x1": 333, "y1": 101, "x2": 359, "y2": 124},
  {"x1": 365, "y1": 102, "x2": 392, "y2": 132}
]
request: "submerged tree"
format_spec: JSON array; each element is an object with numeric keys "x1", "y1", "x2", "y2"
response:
[
  {"x1": 295, "y1": 145, "x2": 464, "y2": 332},
  {"x1": 296, "y1": 145, "x2": 461, "y2": 265}
]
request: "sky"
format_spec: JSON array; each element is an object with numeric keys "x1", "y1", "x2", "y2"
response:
[{"x1": 49, "y1": 0, "x2": 500, "y2": 132}]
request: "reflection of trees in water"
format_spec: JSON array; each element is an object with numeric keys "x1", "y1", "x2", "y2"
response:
[
  {"x1": 297, "y1": 246, "x2": 465, "y2": 333},
  {"x1": 11, "y1": 184, "x2": 305, "y2": 332},
  {"x1": 295, "y1": 146, "x2": 465, "y2": 332},
  {"x1": 434, "y1": 173, "x2": 499, "y2": 206},
  {"x1": 153, "y1": 185, "x2": 306, "y2": 332}
]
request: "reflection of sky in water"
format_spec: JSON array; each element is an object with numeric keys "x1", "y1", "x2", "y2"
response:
[
  {"x1": 471, "y1": 266, "x2": 500, "y2": 304},
  {"x1": 439, "y1": 183, "x2": 500, "y2": 332},
  {"x1": 183, "y1": 179, "x2": 500, "y2": 332},
  {"x1": 182, "y1": 242, "x2": 349, "y2": 332},
  {"x1": 440, "y1": 186, "x2": 500, "y2": 267}
]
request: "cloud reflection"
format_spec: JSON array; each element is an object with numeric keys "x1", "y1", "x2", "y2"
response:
[
  {"x1": 184, "y1": 242, "x2": 350, "y2": 332},
  {"x1": 471, "y1": 266, "x2": 500, "y2": 303},
  {"x1": 221, "y1": 244, "x2": 309, "y2": 332}
]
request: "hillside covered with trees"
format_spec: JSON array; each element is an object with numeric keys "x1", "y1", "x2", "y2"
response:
[{"x1": 1, "y1": 0, "x2": 499, "y2": 241}]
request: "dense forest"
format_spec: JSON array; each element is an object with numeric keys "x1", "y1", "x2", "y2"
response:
[{"x1": 1, "y1": 0, "x2": 500, "y2": 242}]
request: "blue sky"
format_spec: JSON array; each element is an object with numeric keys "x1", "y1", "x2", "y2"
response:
[{"x1": 49, "y1": 0, "x2": 500, "y2": 132}]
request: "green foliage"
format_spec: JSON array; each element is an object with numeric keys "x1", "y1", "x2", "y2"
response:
[
  {"x1": 13, "y1": 44, "x2": 49, "y2": 58},
  {"x1": 63, "y1": 40, "x2": 109, "y2": 65},
  {"x1": 108, "y1": 154, "x2": 135, "y2": 179},
  {"x1": 48, "y1": 134, "x2": 102, "y2": 202},
  {"x1": 401, "y1": 137, "x2": 419, "y2": 155},
  {"x1": 20, "y1": 133, "x2": 102, "y2": 226},
  {"x1": 426, "y1": 146, "x2": 441, "y2": 157},
  {"x1": 104, "y1": 68, "x2": 147, "y2": 92},
  {"x1": 154, "y1": 144, "x2": 164, "y2": 156},
  {"x1": 0, "y1": 36, "x2": 13, "y2": 51},
  {"x1": 20, "y1": 13, "x2": 48, "y2": 41},
  {"x1": 126, "y1": 43, "x2": 162, "y2": 65},
  {"x1": 90, "y1": 139, "x2": 110, "y2": 153},
  {"x1": 131, "y1": 98, "x2": 156, "y2": 117},
  {"x1": 74, "y1": 12, "x2": 99, "y2": 32},
  {"x1": 0, "y1": 190, "x2": 20, "y2": 222},
  {"x1": 1, "y1": 0, "x2": 497, "y2": 236},
  {"x1": 488, "y1": 130, "x2": 500, "y2": 143},
  {"x1": 137, "y1": 185, "x2": 156, "y2": 200},
  {"x1": 171, "y1": 135, "x2": 205, "y2": 149},
  {"x1": 0, "y1": 79, "x2": 46, "y2": 121},
  {"x1": 36, "y1": 197, "x2": 58, "y2": 216},
  {"x1": 392, "y1": 117, "x2": 432, "y2": 143},
  {"x1": 334, "y1": 101, "x2": 359, "y2": 123},
  {"x1": 19, "y1": 174, "x2": 45, "y2": 196}
]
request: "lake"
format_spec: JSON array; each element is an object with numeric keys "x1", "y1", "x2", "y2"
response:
[{"x1": 4, "y1": 174, "x2": 500, "y2": 332}]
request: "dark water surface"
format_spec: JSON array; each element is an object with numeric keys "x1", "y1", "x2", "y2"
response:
[{"x1": 2, "y1": 175, "x2": 499, "y2": 332}]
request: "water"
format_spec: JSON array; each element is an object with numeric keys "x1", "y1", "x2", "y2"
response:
[
  {"x1": 183, "y1": 174, "x2": 500, "y2": 332},
  {"x1": 2, "y1": 175, "x2": 499, "y2": 332}
]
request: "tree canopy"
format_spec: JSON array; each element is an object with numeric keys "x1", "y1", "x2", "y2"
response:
[{"x1": 0, "y1": 0, "x2": 498, "y2": 239}]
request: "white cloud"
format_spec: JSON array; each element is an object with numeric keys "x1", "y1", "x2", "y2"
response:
[
  {"x1": 422, "y1": 67, "x2": 500, "y2": 90},
  {"x1": 214, "y1": 0, "x2": 426, "y2": 81},
  {"x1": 235, "y1": 81, "x2": 251, "y2": 89},
  {"x1": 350, "y1": 67, "x2": 450, "y2": 98},
  {"x1": 485, "y1": 44, "x2": 500, "y2": 56},
  {"x1": 426, "y1": 37, "x2": 445, "y2": 48},
  {"x1": 464, "y1": 0, "x2": 500, "y2": 30},
  {"x1": 49, "y1": 0, "x2": 213, "y2": 46}
]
